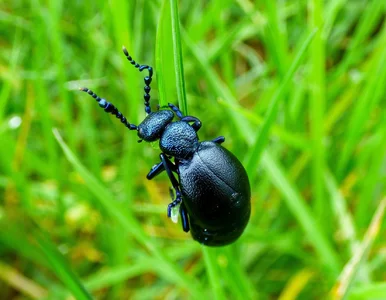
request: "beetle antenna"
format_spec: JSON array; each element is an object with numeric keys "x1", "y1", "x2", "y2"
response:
[
  {"x1": 79, "y1": 87, "x2": 137, "y2": 131},
  {"x1": 122, "y1": 46, "x2": 153, "y2": 115}
]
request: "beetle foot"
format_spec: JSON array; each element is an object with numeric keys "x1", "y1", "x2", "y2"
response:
[{"x1": 167, "y1": 192, "x2": 182, "y2": 218}]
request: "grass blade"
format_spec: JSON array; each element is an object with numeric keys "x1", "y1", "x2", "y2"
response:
[
  {"x1": 337, "y1": 24, "x2": 386, "y2": 176},
  {"x1": 0, "y1": 261, "x2": 47, "y2": 299},
  {"x1": 170, "y1": 0, "x2": 187, "y2": 113},
  {"x1": 350, "y1": 283, "x2": 386, "y2": 299},
  {"x1": 245, "y1": 29, "x2": 317, "y2": 178},
  {"x1": 309, "y1": 0, "x2": 326, "y2": 219},
  {"x1": 52, "y1": 128, "x2": 203, "y2": 299},
  {"x1": 155, "y1": 0, "x2": 172, "y2": 107},
  {"x1": 36, "y1": 233, "x2": 93, "y2": 300},
  {"x1": 182, "y1": 29, "x2": 254, "y2": 138},
  {"x1": 262, "y1": 151, "x2": 341, "y2": 277},
  {"x1": 202, "y1": 247, "x2": 226, "y2": 300},
  {"x1": 331, "y1": 198, "x2": 386, "y2": 299},
  {"x1": 156, "y1": 0, "x2": 187, "y2": 113},
  {"x1": 324, "y1": 169, "x2": 358, "y2": 254}
]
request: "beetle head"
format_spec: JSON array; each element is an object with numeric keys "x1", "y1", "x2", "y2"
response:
[{"x1": 137, "y1": 110, "x2": 174, "y2": 142}]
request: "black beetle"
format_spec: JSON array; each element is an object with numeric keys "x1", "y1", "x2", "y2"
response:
[{"x1": 80, "y1": 46, "x2": 251, "y2": 246}]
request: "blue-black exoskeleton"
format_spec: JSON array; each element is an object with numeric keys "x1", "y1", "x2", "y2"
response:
[{"x1": 79, "y1": 46, "x2": 251, "y2": 246}]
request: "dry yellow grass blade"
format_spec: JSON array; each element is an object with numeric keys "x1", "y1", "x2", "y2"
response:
[
  {"x1": 0, "y1": 261, "x2": 47, "y2": 299},
  {"x1": 278, "y1": 268, "x2": 315, "y2": 300},
  {"x1": 331, "y1": 197, "x2": 386, "y2": 299}
]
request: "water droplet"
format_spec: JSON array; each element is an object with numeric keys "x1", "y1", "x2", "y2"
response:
[{"x1": 9, "y1": 116, "x2": 22, "y2": 129}]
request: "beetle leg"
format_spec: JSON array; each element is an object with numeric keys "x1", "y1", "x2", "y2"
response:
[
  {"x1": 167, "y1": 103, "x2": 202, "y2": 132},
  {"x1": 159, "y1": 154, "x2": 184, "y2": 218},
  {"x1": 181, "y1": 116, "x2": 202, "y2": 132},
  {"x1": 146, "y1": 156, "x2": 177, "y2": 180},
  {"x1": 122, "y1": 46, "x2": 153, "y2": 114},
  {"x1": 168, "y1": 195, "x2": 182, "y2": 218},
  {"x1": 146, "y1": 154, "x2": 183, "y2": 219},
  {"x1": 146, "y1": 162, "x2": 164, "y2": 179},
  {"x1": 212, "y1": 136, "x2": 225, "y2": 144},
  {"x1": 168, "y1": 103, "x2": 184, "y2": 119},
  {"x1": 180, "y1": 202, "x2": 190, "y2": 232}
]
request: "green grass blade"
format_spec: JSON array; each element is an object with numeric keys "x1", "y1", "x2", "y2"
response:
[
  {"x1": 350, "y1": 283, "x2": 386, "y2": 300},
  {"x1": 323, "y1": 0, "x2": 347, "y2": 39},
  {"x1": 46, "y1": 0, "x2": 74, "y2": 147},
  {"x1": 3, "y1": 1, "x2": 386, "y2": 298},
  {"x1": 337, "y1": 24, "x2": 386, "y2": 176},
  {"x1": 156, "y1": 0, "x2": 187, "y2": 113},
  {"x1": 182, "y1": 29, "x2": 254, "y2": 138},
  {"x1": 52, "y1": 129, "x2": 203, "y2": 299},
  {"x1": 324, "y1": 169, "x2": 358, "y2": 254},
  {"x1": 85, "y1": 261, "x2": 154, "y2": 291},
  {"x1": 0, "y1": 30, "x2": 21, "y2": 121},
  {"x1": 218, "y1": 100, "x2": 310, "y2": 150},
  {"x1": 155, "y1": 0, "x2": 172, "y2": 107},
  {"x1": 170, "y1": 0, "x2": 187, "y2": 113},
  {"x1": 309, "y1": 0, "x2": 326, "y2": 219},
  {"x1": 263, "y1": 0, "x2": 289, "y2": 78},
  {"x1": 356, "y1": 112, "x2": 386, "y2": 227},
  {"x1": 202, "y1": 247, "x2": 226, "y2": 300},
  {"x1": 330, "y1": 0, "x2": 385, "y2": 79},
  {"x1": 262, "y1": 151, "x2": 341, "y2": 277},
  {"x1": 36, "y1": 233, "x2": 92, "y2": 300},
  {"x1": 222, "y1": 246, "x2": 255, "y2": 299},
  {"x1": 245, "y1": 29, "x2": 317, "y2": 177}
]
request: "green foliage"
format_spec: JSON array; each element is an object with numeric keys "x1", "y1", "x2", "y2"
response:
[{"x1": 1, "y1": 0, "x2": 386, "y2": 299}]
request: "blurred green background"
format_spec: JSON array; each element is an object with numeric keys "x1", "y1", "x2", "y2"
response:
[{"x1": 1, "y1": 0, "x2": 386, "y2": 299}]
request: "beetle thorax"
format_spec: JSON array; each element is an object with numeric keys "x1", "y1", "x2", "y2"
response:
[{"x1": 160, "y1": 121, "x2": 199, "y2": 159}]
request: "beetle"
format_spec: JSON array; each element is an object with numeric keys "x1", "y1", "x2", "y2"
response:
[{"x1": 79, "y1": 46, "x2": 251, "y2": 246}]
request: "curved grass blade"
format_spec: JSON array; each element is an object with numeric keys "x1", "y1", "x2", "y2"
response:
[
  {"x1": 262, "y1": 151, "x2": 341, "y2": 276},
  {"x1": 36, "y1": 233, "x2": 92, "y2": 300},
  {"x1": 245, "y1": 29, "x2": 318, "y2": 179},
  {"x1": 53, "y1": 128, "x2": 203, "y2": 299}
]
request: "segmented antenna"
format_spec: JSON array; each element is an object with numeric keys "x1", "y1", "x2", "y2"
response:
[
  {"x1": 122, "y1": 46, "x2": 153, "y2": 114},
  {"x1": 79, "y1": 87, "x2": 137, "y2": 131}
]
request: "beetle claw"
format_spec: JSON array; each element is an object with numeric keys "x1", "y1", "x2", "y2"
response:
[{"x1": 167, "y1": 193, "x2": 182, "y2": 218}]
